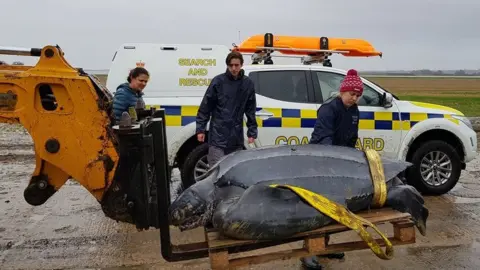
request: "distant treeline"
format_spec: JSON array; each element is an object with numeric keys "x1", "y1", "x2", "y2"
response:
[
  {"x1": 361, "y1": 69, "x2": 480, "y2": 76},
  {"x1": 2, "y1": 61, "x2": 478, "y2": 77}
]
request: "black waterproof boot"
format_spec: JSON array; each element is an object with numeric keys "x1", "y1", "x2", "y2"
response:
[
  {"x1": 324, "y1": 252, "x2": 345, "y2": 260},
  {"x1": 300, "y1": 256, "x2": 324, "y2": 269},
  {"x1": 300, "y1": 253, "x2": 345, "y2": 269}
]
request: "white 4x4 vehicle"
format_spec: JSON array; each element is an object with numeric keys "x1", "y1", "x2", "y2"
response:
[{"x1": 106, "y1": 42, "x2": 477, "y2": 196}]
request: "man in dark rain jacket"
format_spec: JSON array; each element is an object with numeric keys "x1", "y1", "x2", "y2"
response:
[
  {"x1": 302, "y1": 68, "x2": 363, "y2": 269},
  {"x1": 195, "y1": 51, "x2": 258, "y2": 166}
]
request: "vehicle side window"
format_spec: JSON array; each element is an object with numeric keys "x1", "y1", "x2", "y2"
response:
[
  {"x1": 252, "y1": 70, "x2": 310, "y2": 103},
  {"x1": 314, "y1": 71, "x2": 345, "y2": 102},
  {"x1": 358, "y1": 84, "x2": 382, "y2": 106},
  {"x1": 314, "y1": 71, "x2": 382, "y2": 106}
]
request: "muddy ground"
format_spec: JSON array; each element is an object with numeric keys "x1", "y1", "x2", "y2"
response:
[{"x1": 1, "y1": 124, "x2": 480, "y2": 270}]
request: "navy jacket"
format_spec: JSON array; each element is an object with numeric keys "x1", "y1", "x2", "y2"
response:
[
  {"x1": 112, "y1": 83, "x2": 144, "y2": 122},
  {"x1": 309, "y1": 96, "x2": 359, "y2": 148},
  {"x1": 196, "y1": 69, "x2": 258, "y2": 150}
]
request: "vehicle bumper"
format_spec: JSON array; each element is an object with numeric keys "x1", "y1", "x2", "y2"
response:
[{"x1": 463, "y1": 128, "x2": 477, "y2": 163}]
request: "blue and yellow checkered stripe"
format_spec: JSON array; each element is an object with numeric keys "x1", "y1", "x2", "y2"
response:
[
  {"x1": 147, "y1": 105, "x2": 199, "y2": 126},
  {"x1": 358, "y1": 111, "x2": 459, "y2": 130},
  {"x1": 146, "y1": 105, "x2": 459, "y2": 130},
  {"x1": 253, "y1": 108, "x2": 318, "y2": 128}
]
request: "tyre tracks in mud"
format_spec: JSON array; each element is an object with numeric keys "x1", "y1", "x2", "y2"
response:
[
  {"x1": 0, "y1": 153, "x2": 35, "y2": 163},
  {"x1": 0, "y1": 126, "x2": 35, "y2": 163}
]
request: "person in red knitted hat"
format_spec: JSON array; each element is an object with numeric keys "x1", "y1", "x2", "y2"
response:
[
  {"x1": 309, "y1": 68, "x2": 362, "y2": 146},
  {"x1": 339, "y1": 69, "x2": 364, "y2": 107},
  {"x1": 302, "y1": 69, "x2": 363, "y2": 269}
]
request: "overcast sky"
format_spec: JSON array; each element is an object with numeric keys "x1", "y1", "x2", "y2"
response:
[{"x1": 2, "y1": 0, "x2": 479, "y2": 71}]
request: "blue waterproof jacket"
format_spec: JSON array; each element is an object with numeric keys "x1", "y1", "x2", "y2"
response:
[
  {"x1": 112, "y1": 83, "x2": 144, "y2": 122},
  {"x1": 309, "y1": 96, "x2": 359, "y2": 148},
  {"x1": 196, "y1": 69, "x2": 258, "y2": 150}
]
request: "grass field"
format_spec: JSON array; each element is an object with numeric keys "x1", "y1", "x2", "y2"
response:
[
  {"x1": 365, "y1": 76, "x2": 480, "y2": 116},
  {"x1": 94, "y1": 75, "x2": 480, "y2": 116}
]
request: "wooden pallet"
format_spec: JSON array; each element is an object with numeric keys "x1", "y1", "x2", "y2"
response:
[{"x1": 205, "y1": 208, "x2": 416, "y2": 269}]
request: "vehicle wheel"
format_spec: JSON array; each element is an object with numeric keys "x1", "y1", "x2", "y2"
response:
[
  {"x1": 406, "y1": 140, "x2": 462, "y2": 196},
  {"x1": 180, "y1": 143, "x2": 210, "y2": 191}
]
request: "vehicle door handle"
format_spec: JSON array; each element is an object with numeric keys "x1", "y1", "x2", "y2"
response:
[
  {"x1": 255, "y1": 110, "x2": 274, "y2": 119},
  {"x1": 256, "y1": 112, "x2": 274, "y2": 116}
]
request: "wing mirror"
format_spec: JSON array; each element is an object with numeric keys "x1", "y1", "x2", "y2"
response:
[{"x1": 382, "y1": 92, "x2": 393, "y2": 108}]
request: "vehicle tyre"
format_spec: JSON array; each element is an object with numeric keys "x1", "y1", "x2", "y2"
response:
[
  {"x1": 180, "y1": 143, "x2": 210, "y2": 191},
  {"x1": 406, "y1": 140, "x2": 462, "y2": 196}
]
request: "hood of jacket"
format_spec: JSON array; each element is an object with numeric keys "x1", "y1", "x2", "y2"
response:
[{"x1": 116, "y1": 82, "x2": 144, "y2": 96}]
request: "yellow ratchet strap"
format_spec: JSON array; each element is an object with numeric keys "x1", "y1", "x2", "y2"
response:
[
  {"x1": 269, "y1": 184, "x2": 394, "y2": 260},
  {"x1": 364, "y1": 148, "x2": 387, "y2": 208},
  {"x1": 268, "y1": 148, "x2": 392, "y2": 259}
]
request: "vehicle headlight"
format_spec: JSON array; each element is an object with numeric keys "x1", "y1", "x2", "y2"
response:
[{"x1": 452, "y1": 115, "x2": 473, "y2": 130}]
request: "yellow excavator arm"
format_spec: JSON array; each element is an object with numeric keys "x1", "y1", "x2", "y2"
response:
[
  {"x1": 1, "y1": 45, "x2": 118, "y2": 198},
  {"x1": 0, "y1": 45, "x2": 164, "y2": 229}
]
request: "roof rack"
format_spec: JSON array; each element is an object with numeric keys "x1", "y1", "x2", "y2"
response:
[{"x1": 231, "y1": 33, "x2": 382, "y2": 66}]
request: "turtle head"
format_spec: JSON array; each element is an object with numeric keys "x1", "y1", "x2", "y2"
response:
[
  {"x1": 168, "y1": 167, "x2": 218, "y2": 230},
  {"x1": 169, "y1": 187, "x2": 208, "y2": 230}
]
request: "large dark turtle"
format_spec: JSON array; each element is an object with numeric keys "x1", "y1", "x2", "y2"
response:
[{"x1": 169, "y1": 144, "x2": 429, "y2": 241}]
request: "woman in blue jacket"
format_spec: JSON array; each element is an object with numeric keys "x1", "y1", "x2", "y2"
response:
[{"x1": 112, "y1": 67, "x2": 150, "y2": 122}]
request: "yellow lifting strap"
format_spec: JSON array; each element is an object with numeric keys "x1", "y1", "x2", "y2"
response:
[
  {"x1": 269, "y1": 148, "x2": 393, "y2": 260},
  {"x1": 364, "y1": 148, "x2": 388, "y2": 208}
]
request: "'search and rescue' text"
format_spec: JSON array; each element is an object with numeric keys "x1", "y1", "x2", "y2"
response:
[{"x1": 178, "y1": 58, "x2": 217, "y2": 87}]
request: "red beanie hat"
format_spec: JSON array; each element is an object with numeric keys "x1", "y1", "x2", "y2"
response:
[{"x1": 340, "y1": 69, "x2": 363, "y2": 95}]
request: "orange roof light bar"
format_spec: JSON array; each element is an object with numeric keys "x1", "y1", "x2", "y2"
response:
[{"x1": 233, "y1": 33, "x2": 383, "y2": 58}]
